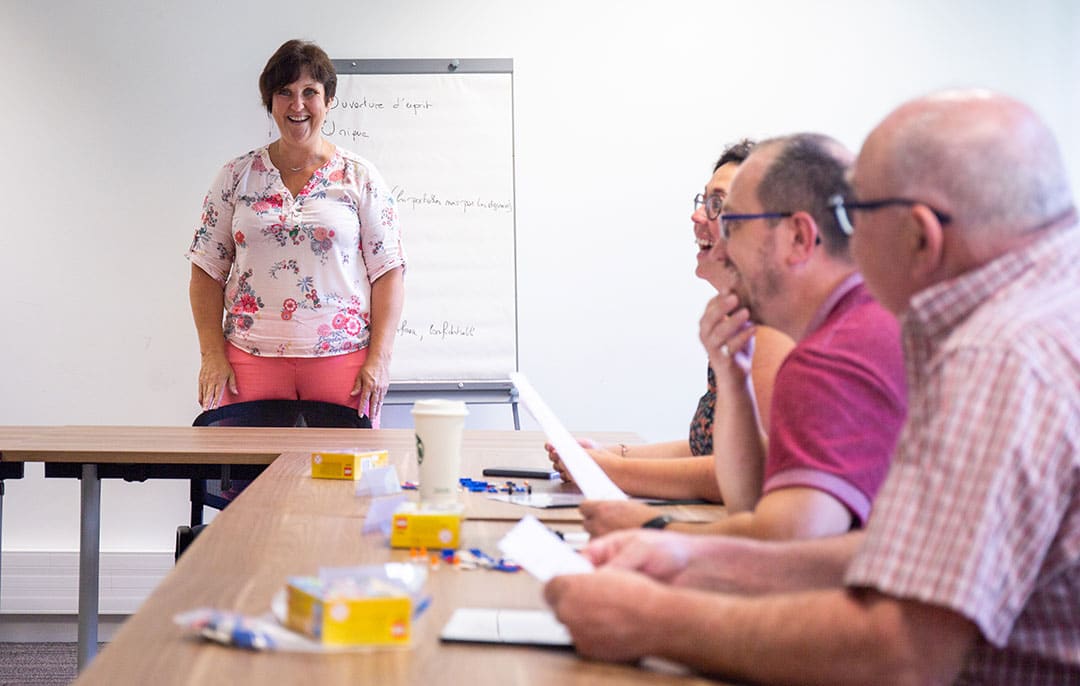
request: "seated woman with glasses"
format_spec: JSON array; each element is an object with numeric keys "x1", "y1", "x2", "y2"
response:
[{"x1": 546, "y1": 140, "x2": 794, "y2": 501}]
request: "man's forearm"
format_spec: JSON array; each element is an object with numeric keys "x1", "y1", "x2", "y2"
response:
[
  {"x1": 671, "y1": 531, "x2": 863, "y2": 595},
  {"x1": 667, "y1": 511, "x2": 755, "y2": 537},
  {"x1": 710, "y1": 372, "x2": 767, "y2": 512},
  {"x1": 646, "y1": 585, "x2": 970, "y2": 685}
]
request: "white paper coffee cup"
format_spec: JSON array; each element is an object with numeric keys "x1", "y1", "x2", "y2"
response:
[{"x1": 411, "y1": 399, "x2": 469, "y2": 506}]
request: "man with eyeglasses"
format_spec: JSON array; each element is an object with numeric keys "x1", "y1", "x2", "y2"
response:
[
  {"x1": 544, "y1": 90, "x2": 1080, "y2": 683},
  {"x1": 580, "y1": 133, "x2": 906, "y2": 544}
]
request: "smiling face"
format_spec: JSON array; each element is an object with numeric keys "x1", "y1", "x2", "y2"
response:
[
  {"x1": 694, "y1": 162, "x2": 740, "y2": 291},
  {"x1": 712, "y1": 151, "x2": 786, "y2": 325},
  {"x1": 270, "y1": 68, "x2": 331, "y2": 149}
]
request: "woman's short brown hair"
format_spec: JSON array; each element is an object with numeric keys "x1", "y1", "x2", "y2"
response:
[
  {"x1": 714, "y1": 139, "x2": 756, "y2": 172},
  {"x1": 258, "y1": 40, "x2": 337, "y2": 113}
]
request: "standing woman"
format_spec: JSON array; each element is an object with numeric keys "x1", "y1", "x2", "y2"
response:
[{"x1": 188, "y1": 39, "x2": 405, "y2": 425}]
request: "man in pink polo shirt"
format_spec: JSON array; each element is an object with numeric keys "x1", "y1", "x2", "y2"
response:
[{"x1": 578, "y1": 133, "x2": 906, "y2": 542}]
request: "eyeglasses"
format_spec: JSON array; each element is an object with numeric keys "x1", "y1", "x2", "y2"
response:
[
  {"x1": 828, "y1": 194, "x2": 952, "y2": 236},
  {"x1": 718, "y1": 211, "x2": 794, "y2": 240},
  {"x1": 694, "y1": 193, "x2": 725, "y2": 221}
]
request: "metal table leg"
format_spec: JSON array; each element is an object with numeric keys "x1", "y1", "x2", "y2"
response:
[
  {"x1": 1, "y1": 480, "x2": 5, "y2": 610},
  {"x1": 78, "y1": 464, "x2": 101, "y2": 671},
  {"x1": 0, "y1": 462, "x2": 26, "y2": 614},
  {"x1": 510, "y1": 388, "x2": 521, "y2": 430}
]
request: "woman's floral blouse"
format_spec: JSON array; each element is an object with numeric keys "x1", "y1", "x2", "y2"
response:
[{"x1": 188, "y1": 146, "x2": 405, "y2": 357}]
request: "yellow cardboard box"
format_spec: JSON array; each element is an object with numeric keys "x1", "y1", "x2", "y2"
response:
[
  {"x1": 310, "y1": 449, "x2": 388, "y2": 480},
  {"x1": 285, "y1": 576, "x2": 411, "y2": 646},
  {"x1": 388, "y1": 503, "x2": 463, "y2": 549}
]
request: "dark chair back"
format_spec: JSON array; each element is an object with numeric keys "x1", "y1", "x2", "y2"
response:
[
  {"x1": 296, "y1": 400, "x2": 372, "y2": 428},
  {"x1": 190, "y1": 401, "x2": 369, "y2": 516},
  {"x1": 192, "y1": 399, "x2": 371, "y2": 429},
  {"x1": 178, "y1": 399, "x2": 369, "y2": 561}
]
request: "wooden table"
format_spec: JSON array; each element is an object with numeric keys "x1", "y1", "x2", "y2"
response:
[
  {"x1": 1, "y1": 426, "x2": 696, "y2": 670},
  {"x1": 70, "y1": 442, "x2": 722, "y2": 685}
]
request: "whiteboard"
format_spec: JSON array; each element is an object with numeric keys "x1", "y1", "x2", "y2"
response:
[{"x1": 325, "y1": 59, "x2": 517, "y2": 384}]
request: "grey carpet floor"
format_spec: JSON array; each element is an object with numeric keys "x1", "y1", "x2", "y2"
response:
[{"x1": 0, "y1": 642, "x2": 106, "y2": 686}]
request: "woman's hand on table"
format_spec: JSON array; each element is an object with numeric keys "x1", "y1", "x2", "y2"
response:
[
  {"x1": 544, "y1": 438, "x2": 610, "y2": 483},
  {"x1": 197, "y1": 350, "x2": 237, "y2": 410}
]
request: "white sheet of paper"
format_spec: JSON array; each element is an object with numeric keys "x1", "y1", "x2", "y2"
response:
[
  {"x1": 486, "y1": 492, "x2": 584, "y2": 509},
  {"x1": 497, "y1": 515, "x2": 594, "y2": 582},
  {"x1": 440, "y1": 608, "x2": 572, "y2": 646},
  {"x1": 509, "y1": 372, "x2": 627, "y2": 501}
]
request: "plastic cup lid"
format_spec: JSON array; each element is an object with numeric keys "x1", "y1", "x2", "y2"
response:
[{"x1": 410, "y1": 399, "x2": 469, "y2": 416}]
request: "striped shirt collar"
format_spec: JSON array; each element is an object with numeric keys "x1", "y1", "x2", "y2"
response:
[{"x1": 901, "y1": 222, "x2": 1080, "y2": 344}]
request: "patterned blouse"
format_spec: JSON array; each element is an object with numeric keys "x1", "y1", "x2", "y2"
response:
[
  {"x1": 188, "y1": 146, "x2": 405, "y2": 357},
  {"x1": 688, "y1": 365, "x2": 716, "y2": 456}
]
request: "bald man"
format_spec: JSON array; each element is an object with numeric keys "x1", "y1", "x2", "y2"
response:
[{"x1": 544, "y1": 90, "x2": 1080, "y2": 684}]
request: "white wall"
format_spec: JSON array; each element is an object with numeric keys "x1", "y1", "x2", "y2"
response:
[{"x1": 1, "y1": 0, "x2": 1077, "y2": 554}]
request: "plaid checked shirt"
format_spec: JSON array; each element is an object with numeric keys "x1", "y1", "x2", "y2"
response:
[{"x1": 845, "y1": 223, "x2": 1080, "y2": 684}]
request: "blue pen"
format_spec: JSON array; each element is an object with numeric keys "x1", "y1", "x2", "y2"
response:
[
  {"x1": 200, "y1": 612, "x2": 275, "y2": 651},
  {"x1": 468, "y1": 547, "x2": 496, "y2": 567},
  {"x1": 230, "y1": 624, "x2": 275, "y2": 651},
  {"x1": 412, "y1": 594, "x2": 433, "y2": 618}
]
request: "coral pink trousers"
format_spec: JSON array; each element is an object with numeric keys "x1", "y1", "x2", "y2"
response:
[{"x1": 220, "y1": 343, "x2": 379, "y2": 426}]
